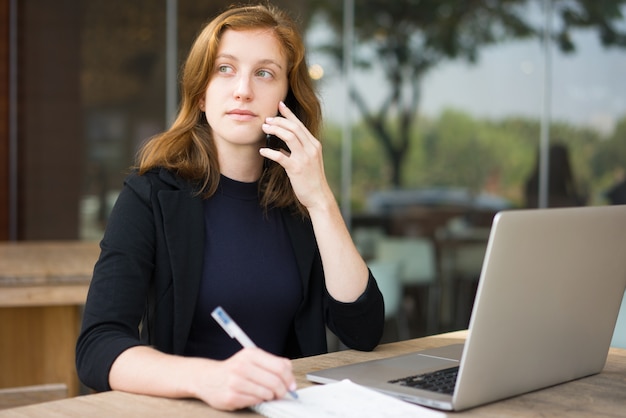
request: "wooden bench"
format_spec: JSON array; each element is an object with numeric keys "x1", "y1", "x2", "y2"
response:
[{"x1": 0, "y1": 241, "x2": 100, "y2": 396}]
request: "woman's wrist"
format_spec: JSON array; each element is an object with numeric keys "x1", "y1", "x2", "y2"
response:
[{"x1": 179, "y1": 356, "x2": 220, "y2": 401}]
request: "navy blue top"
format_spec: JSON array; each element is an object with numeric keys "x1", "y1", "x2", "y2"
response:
[{"x1": 184, "y1": 175, "x2": 302, "y2": 359}]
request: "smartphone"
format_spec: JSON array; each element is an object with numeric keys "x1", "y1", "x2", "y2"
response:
[{"x1": 266, "y1": 134, "x2": 290, "y2": 153}]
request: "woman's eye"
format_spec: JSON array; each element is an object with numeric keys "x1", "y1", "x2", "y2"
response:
[
  {"x1": 217, "y1": 65, "x2": 232, "y2": 74},
  {"x1": 257, "y1": 69, "x2": 272, "y2": 78}
]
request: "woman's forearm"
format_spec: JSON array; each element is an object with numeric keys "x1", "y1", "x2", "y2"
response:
[
  {"x1": 108, "y1": 345, "x2": 296, "y2": 411},
  {"x1": 308, "y1": 192, "x2": 369, "y2": 303},
  {"x1": 109, "y1": 345, "x2": 209, "y2": 399}
]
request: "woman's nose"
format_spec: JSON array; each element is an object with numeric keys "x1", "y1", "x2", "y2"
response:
[{"x1": 234, "y1": 75, "x2": 253, "y2": 101}]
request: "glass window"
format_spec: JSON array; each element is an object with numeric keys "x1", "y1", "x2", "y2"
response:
[
  {"x1": 81, "y1": 0, "x2": 166, "y2": 239},
  {"x1": 12, "y1": 0, "x2": 625, "y2": 241}
]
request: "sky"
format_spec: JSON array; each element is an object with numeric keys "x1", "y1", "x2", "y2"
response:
[{"x1": 307, "y1": 20, "x2": 626, "y2": 136}]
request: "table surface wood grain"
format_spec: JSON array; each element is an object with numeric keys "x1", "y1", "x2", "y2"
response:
[
  {"x1": 0, "y1": 241, "x2": 100, "y2": 307},
  {"x1": 2, "y1": 331, "x2": 625, "y2": 417},
  {"x1": 0, "y1": 241, "x2": 100, "y2": 285}
]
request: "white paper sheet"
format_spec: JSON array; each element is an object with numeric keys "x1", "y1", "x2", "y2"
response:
[{"x1": 251, "y1": 379, "x2": 448, "y2": 418}]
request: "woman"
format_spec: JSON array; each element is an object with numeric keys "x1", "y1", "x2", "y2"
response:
[
  {"x1": 524, "y1": 143, "x2": 587, "y2": 208},
  {"x1": 76, "y1": 3, "x2": 384, "y2": 411}
]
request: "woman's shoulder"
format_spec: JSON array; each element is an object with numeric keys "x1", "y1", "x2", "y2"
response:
[
  {"x1": 125, "y1": 167, "x2": 196, "y2": 192},
  {"x1": 121, "y1": 168, "x2": 200, "y2": 206}
]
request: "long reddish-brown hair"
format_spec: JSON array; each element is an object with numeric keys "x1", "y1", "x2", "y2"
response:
[{"x1": 136, "y1": 3, "x2": 321, "y2": 216}]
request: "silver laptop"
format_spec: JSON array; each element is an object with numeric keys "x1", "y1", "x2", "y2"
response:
[{"x1": 308, "y1": 205, "x2": 626, "y2": 411}]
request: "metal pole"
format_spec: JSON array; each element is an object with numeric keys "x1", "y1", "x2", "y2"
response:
[
  {"x1": 341, "y1": 0, "x2": 354, "y2": 226},
  {"x1": 165, "y1": 0, "x2": 178, "y2": 126},
  {"x1": 539, "y1": 0, "x2": 553, "y2": 208}
]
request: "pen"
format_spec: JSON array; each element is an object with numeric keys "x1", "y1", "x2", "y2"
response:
[{"x1": 211, "y1": 306, "x2": 299, "y2": 400}]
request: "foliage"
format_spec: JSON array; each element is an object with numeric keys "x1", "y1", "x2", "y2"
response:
[
  {"x1": 322, "y1": 109, "x2": 614, "y2": 210},
  {"x1": 590, "y1": 115, "x2": 626, "y2": 196}
]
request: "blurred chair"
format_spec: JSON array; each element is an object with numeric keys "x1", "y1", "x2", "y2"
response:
[
  {"x1": 367, "y1": 259, "x2": 409, "y2": 340},
  {"x1": 353, "y1": 226, "x2": 386, "y2": 260},
  {"x1": 0, "y1": 383, "x2": 67, "y2": 410},
  {"x1": 375, "y1": 237, "x2": 439, "y2": 335},
  {"x1": 450, "y1": 242, "x2": 487, "y2": 329},
  {"x1": 437, "y1": 215, "x2": 490, "y2": 329},
  {"x1": 611, "y1": 291, "x2": 626, "y2": 349}
]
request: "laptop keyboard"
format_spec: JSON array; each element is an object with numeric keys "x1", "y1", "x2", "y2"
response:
[{"x1": 388, "y1": 366, "x2": 459, "y2": 395}]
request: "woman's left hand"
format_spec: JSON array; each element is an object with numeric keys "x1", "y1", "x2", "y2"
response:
[
  {"x1": 259, "y1": 101, "x2": 332, "y2": 212},
  {"x1": 261, "y1": 101, "x2": 370, "y2": 303}
]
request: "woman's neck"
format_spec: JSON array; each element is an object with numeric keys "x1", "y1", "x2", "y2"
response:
[{"x1": 218, "y1": 147, "x2": 264, "y2": 183}]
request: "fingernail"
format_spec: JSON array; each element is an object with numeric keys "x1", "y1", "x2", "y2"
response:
[
  {"x1": 279, "y1": 101, "x2": 286, "y2": 108},
  {"x1": 265, "y1": 117, "x2": 273, "y2": 122}
]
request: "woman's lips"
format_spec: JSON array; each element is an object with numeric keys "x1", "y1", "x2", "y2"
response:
[{"x1": 227, "y1": 109, "x2": 256, "y2": 121}]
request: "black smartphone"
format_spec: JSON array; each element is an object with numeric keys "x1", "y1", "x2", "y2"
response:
[{"x1": 266, "y1": 134, "x2": 290, "y2": 153}]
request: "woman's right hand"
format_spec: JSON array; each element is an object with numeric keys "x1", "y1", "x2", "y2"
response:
[
  {"x1": 109, "y1": 345, "x2": 296, "y2": 412},
  {"x1": 191, "y1": 347, "x2": 297, "y2": 411}
]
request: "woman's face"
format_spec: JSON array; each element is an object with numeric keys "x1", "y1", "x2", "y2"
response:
[{"x1": 202, "y1": 28, "x2": 289, "y2": 154}]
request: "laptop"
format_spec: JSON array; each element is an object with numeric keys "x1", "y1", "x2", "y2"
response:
[{"x1": 308, "y1": 205, "x2": 626, "y2": 411}]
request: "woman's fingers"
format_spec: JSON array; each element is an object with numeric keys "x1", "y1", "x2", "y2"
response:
[
  {"x1": 263, "y1": 102, "x2": 317, "y2": 152},
  {"x1": 198, "y1": 348, "x2": 296, "y2": 410},
  {"x1": 232, "y1": 348, "x2": 295, "y2": 398},
  {"x1": 259, "y1": 101, "x2": 331, "y2": 210}
]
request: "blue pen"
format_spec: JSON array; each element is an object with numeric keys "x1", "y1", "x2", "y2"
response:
[{"x1": 211, "y1": 306, "x2": 299, "y2": 400}]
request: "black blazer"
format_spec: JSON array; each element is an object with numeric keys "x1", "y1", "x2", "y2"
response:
[{"x1": 76, "y1": 168, "x2": 385, "y2": 392}]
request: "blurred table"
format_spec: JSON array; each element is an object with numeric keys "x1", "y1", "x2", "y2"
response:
[{"x1": 0, "y1": 241, "x2": 100, "y2": 397}]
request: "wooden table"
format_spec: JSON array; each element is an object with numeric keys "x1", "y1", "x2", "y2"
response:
[
  {"x1": 2, "y1": 331, "x2": 625, "y2": 417},
  {"x1": 0, "y1": 241, "x2": 100, "y2": 397}
]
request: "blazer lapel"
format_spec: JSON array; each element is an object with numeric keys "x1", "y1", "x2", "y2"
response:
[{"x1": 158, "y1": 187, "x2": 204, "y2": 354}]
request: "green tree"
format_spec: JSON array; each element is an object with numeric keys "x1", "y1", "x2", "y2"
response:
[
  {"x1": 590, "y1": 115, "x2": 626, "y2": 198},
  {"x1": 311, "y1": 0, "x2": 626, "y2": 187}
]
